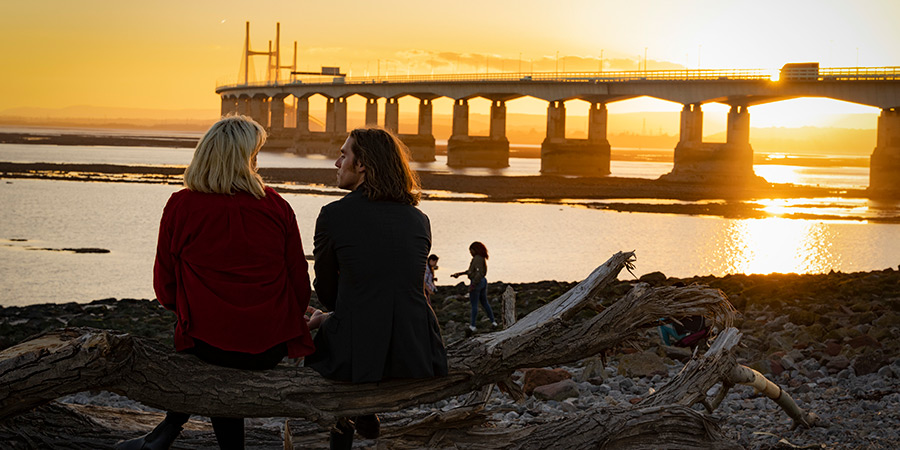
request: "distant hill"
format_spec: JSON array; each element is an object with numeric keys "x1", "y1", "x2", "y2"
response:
[{"x1": 0, "y1": 106, "x2": 219, "y2": 132}]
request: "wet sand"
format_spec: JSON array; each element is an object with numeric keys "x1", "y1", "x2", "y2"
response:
[{"x1": 0, "y1": 161, "x2": 866, "y2": 201}]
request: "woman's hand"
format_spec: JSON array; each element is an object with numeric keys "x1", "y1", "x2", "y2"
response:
[{"x1": 305, "y1": 306, "x2": 330, "y2": 330}]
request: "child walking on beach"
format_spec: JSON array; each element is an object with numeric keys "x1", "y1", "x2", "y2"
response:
[
  {"x1": 452, "y1": 241, "x2": 497, "y2": 332},
  {"x1": 425, "y1": 254, "x2": 439, "y2": 304}
]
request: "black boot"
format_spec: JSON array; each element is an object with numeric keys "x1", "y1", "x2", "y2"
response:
[
  {"x1": 354, "y1": 414, "x2": 380, "y2": 440},
  {"x1": 329, "y1": 418, "x2": 354, "y2": 450},
  {"x1": 115, "y1": 419, "x2": 183, "y2": 450}
]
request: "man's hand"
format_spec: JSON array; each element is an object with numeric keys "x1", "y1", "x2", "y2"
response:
[{"x1": 305, "y1": 306, "x2": 330, "y2": 330}]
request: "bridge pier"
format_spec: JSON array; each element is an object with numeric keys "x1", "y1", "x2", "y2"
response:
[
  {"x1": 447, "y1": 99, "x2": 510, "y2": 168},
  {"x1": 399, "y1": 98, "x2": 436, "y2": 162},
  {"x1": 294, "y1": 96, "x2": 309, "y2": 133},
  {"x1": 365, "y1": 98, "x2": 378, "y2": 127},
  {"x1": 384, "y1": 98, "x2": 400, "y2": 133},
  {"x1": 330, "y1": 97, "x2": 348, "y2": 136},
  {"x1": 249, "y1": 95, "x2": 269, "y2": 128},
  {"x1": 288, "y1": 96, "x2": 343, "y2": 156},
  {"x1": 661, "y1": 104, "x2": 761, "y2": 183},
  {"x1": 236, "y1": 96, "x2": 250, "y2": 116},
  {"x1": 869, "y1": 108, "x2": 900, "y2": 197},
  {"x1": 221, "y1": 96, "x2": 237, "y2": 117},
  {"x1": 262, "y1": 95, "x2": 295, "y2": 151},
  {"x1": 269, "y1": 96, "x2": 285, "y2": 131},
  {"x1": 451, "y1": 98, "x2": 469, "y2": 136},
  {"x1": 540, "y1": 101, "x2": 611, "y2": 176}
]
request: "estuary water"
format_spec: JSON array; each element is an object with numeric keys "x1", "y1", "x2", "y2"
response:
[{"x1": 1, "y1": 142, "x2": 898, "y2": 306}]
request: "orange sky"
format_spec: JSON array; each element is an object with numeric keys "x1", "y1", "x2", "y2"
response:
[{"x1": 1, "y1": 0, "x2": 897, "y2": 122}]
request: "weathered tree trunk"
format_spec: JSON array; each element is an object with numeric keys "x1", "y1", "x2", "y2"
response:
[
  {"x1": 501, "y1": 285, "x2": 517, "y2": 328},
  {"x1": 0, "y1": 252, "x2": 814, "y2": 448}
]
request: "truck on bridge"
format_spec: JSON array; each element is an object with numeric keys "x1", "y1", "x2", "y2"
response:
[{"x1": 780, "y1": 62, "x2": 820, "y2": 81}]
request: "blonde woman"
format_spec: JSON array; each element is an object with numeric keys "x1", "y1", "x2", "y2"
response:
[{"x1": 117, "y1": 115, "x2": 315, "y2": 450}]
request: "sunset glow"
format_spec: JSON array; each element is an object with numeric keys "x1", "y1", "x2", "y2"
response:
[
  {"x1": 717, "y1": 218, "x2": 841, "y2": 275},
  {"x1": 1, "y1": 0, "x2": 898, "y2": 120}
]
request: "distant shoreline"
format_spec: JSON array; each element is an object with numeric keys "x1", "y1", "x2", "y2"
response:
[
  {"x1": 0, "y1": 130, "x2": 872, "y2": 168},
  {"x1": 0, "y1": 131, "x2": 198, "y2": 149}
]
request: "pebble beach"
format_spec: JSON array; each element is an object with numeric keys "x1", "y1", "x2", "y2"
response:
[{"x1": 3, "y1": 268, "x2": 898, "y2": 448}]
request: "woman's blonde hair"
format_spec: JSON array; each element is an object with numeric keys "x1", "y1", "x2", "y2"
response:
[{"x1": 184, "y1": 115, "x2": 267, "y2": 198}]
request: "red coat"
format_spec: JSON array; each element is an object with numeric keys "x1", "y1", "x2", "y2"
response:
[{"x1": 154, "y1": 187, "x2": 315, "y2": 358}]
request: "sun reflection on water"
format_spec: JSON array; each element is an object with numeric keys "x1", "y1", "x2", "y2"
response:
[{"x1": 715, "y1": 218, "x2": 839, "y2": 275}]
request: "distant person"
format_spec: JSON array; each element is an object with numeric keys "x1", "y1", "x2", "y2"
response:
[
  {"x1": 425, "y1": 254, "x2": 439, "y2": 304},
  {"x1": 116, "y1": 115, "x2": 315, "y2": 450},
  {"x1": 452, "y1": 241, "x2": 497, "y2": 333},
  {"x1": 304, "y1": 127, "x2": 448, "y2": 449},
  {"x1": 658, "y1": 316, "x2": 709, "y2": 349}
]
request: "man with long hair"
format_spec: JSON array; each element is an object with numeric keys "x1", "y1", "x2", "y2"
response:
[{"x1": 305, "y1": 127, "x2": 448, "y2": 448}]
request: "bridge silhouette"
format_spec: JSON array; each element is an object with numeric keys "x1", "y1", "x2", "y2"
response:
[{"x1": 217, "y1": 68, "x2": 900, "y2": 195}]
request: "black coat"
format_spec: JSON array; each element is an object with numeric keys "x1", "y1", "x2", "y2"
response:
[{"x1": 306, "y1": 190, "x2": 448, "y2": 383}]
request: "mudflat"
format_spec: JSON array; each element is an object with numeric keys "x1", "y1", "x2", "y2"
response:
[{"x1": 0, "y1": 161, "x2": 866, "y2": 202}]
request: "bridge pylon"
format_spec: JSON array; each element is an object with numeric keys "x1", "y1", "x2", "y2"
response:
[
  {"x1": 870, "y1": 108, "x2": 900, "y2": 197},
  {"x1": 660, "y1": 104, "x2": 764, "y2": 184},
  {"x1": 540, "y1": 100, "x2": 611, "y2": 176},
  {"x1": 447, "y1": 98, "x2": 510, "y2": 168}
]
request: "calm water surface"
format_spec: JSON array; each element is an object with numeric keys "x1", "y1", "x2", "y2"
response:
[{"x1": 2, "y1": 178, "x2": 898, "y2": 306}]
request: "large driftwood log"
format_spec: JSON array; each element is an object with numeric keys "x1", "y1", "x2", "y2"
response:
[
  {"x1": 1, "y1": 252, "x2": 650, "y2": 425},
  {"x1": 0, "y1": 251, "x2": 814, "y2": 448},
  {"x1": 0, "y1": 329, "x2": 759, "y2": 449}
]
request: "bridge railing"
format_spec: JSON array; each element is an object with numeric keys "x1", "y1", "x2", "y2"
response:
[
  {"x1": 216, "y1": 69, "x2": 772, "y2": 89},
  {"x1": 216, "y1": 67, "x2": 900, "y2": 90},
  {"x1": 818, "y1": 67, "x2": 900, "y2": 81}
]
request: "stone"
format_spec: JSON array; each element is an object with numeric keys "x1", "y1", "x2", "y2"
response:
[
  {"x1": 560, "y1": 399, "x2": 579, "y2": 412},
  {"x1": 848, "y1": 334, "x2": 881, "y2": 349},
  {"x1": 638, "y1": 271, "x2": 667, "y2": 284},
  {"x1": 800, "y1": 358, "x2": 821, "y2": 373},
  {"x1": 874, "y1": 312, "x2": 900, "y2": 329},
  {"x1": 852, "y1": 352, "x2": 888, "y2": 376},
  {"x1": 789, "y1": 309, "x2": 818, "y2": 326},
  {"x1": 660, "y1": 344, "x2": 693, "y2": 361},
  {"x1": 748, "y1": 359, "x2": 771, "y2": 375},
  {"x1": 522, "y1": 368, "x2": 572, "y2": 395},
  {"x1": 824, "y1": 340, "x2": 843, "y2": 357},
  {"x1": 533, "y1": 379, "x2": 580, "y2": 402},
  {"x1": 786, "y1": 349, "x2": 805, "y2": 364},
  {"x1": 770, "y1": 359, "x2": 785, "y2": 376},
  {"x1": 577, "y1": 357, "x2": 605, "y2": 382},
  {"x1": 825, "y1": 356, "x2": 850, "y2": 372},
  {"x1": 617, "y1": 351, "x2": 668, "y2": 378}
]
